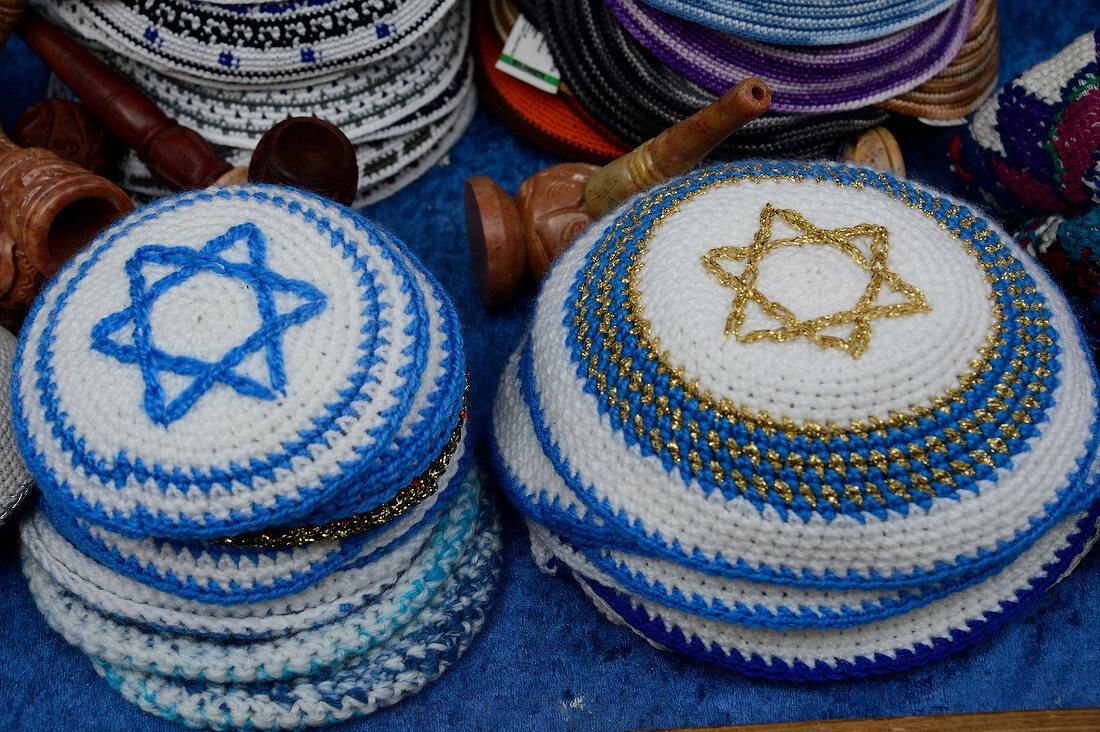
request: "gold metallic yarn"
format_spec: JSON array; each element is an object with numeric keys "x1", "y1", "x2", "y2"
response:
[
  {"x1": 569, "y1": 164, "x2": 1052, "y2": 510},
  {"x1": 701, "y1": 202, "x2": 931, "y2": 358},
  {"x1": 218, "y1": 401, "x2": 468, "y2": 549}
]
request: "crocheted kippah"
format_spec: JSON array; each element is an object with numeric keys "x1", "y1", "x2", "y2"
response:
[
  {"x1": 40, "y1": 0, "x2": 458, "y2": 87},
  {"x1": 0, "y1": 327, "x2": 33, "y2": 526},
  {"x1": 878, "y1": 0, "x2": 999, "y2": 120},
  {"x1": 953, "y1": 29, "x2": 1100, "y2": 221},
  {"x1": 607, "y1": 0, "x2": 974, "y2": 113},
  {"x1": 17, "y1": 186, "x2": 502, "y2": 728},
  {"x1": 23, "y1": 468, "x2": 502, "y2": 730},
  {"x1": 98, "y1": 0, "x2": 471, "y2": 148},
  {"x1": 14, "y1": 185, "x2": 465, "y2": 540},
  {"x1": 635, "y1": 0, "x2": 960, "y2": 45},
  {"x1": 110, "y1": 73, "x2": 478, "y2": 207},
  {"x1": 492, "y1": 161, "x2": 1100, "y2": 679},
  {"x1": 527, "y1": 0, "x2": 890, "y2": 160}
]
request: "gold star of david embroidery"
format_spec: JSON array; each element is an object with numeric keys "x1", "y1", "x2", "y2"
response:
[{"x1": 700, "y1": 203, "x2": 931, "y2": 359}]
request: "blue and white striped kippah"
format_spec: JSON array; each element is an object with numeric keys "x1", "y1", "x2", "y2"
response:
[
  {"x1": 14, "y1": 185, "x2": 465, "y2": 541},
  {"x1": 16, "y1": 186, "x2": 501, "y2": 728},
  {"x1": 636, "y1": 0, "x2": 962, "y2": 45},
  {"x1": 492, "y1": 161, "x2": 1100, "y2": 679}
]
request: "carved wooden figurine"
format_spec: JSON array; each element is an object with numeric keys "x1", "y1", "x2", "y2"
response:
[
  {"x1": 12, "y1": 99, "x2": 120, "y2": 178},
  {"x1": 0, "y1": 127, "x2": 133, "y2": 309},
  {"x1": 466, "y1": 78, "x2": 772, "y2": 307}
]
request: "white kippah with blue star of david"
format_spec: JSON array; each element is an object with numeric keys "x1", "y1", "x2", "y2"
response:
[
  {"x1": 15, "y1": 185, "x2": 502, "y2": 730},
  {"x1": 13, "y1": 185, "x2": 465, "y2": 541}
]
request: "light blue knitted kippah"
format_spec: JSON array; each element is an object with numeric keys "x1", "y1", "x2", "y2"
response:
[{"x1": 636, "y1": 0, "x2": 961, "y2": 45}]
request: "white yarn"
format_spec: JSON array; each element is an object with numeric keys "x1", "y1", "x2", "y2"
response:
[
  {"x1": 527, "y1": 508, "x2": 1092, "y2": 669},
  {"x1": 15, "y1": 186, "x2": 448, "y2": 535},
  {"x1": 39, "y1": 0, "x2": 460, "y2": 89},
  {"x1": 514, "y1": 170, "x2": 1098, "y2": 583},
  {"x1": 24, "y1": 430, "x2": 469, "y2": 621},
  {"x1": 23, "y1": 473, "x2": 485, "y2": 682},
  {"x1": 96, "y1": 1, "x2": 470, "y2": 148},
  {"x1": 0, "y1": 327, "x2": 33, "y2": 526}
]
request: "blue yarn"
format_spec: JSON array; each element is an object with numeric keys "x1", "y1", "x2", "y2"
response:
[
  {"x1": 12, "y1": 187, "x2": 450, "y2": 540},
  {"x1": 90, "y1": 223, "x2": 328, "y2": 427},
  {"x1": 557, "y1": 498, "x2": 1100, "y2": 682},
  {"x1": 639, "y1": 0, "x2": 959, "y2": 45},
  {"x1": 36, "y1": 447, "x2": 474, "y2": 607}
]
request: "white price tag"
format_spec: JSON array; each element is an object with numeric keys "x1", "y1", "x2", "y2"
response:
[{"x1": 495, "y1": 15, "x2": 561, "y2": 95}]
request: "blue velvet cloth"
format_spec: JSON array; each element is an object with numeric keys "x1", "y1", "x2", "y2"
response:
[{"x1": 3, "y1": 2, "x2": 1100, "y2": 728}]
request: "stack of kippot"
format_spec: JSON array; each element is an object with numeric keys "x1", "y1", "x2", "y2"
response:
[
  {"x1": 37, "y1": 0, "x2": 476, "y2": 205},
  {"x1": 954, "y1": 29, "x2": 1100, "y2": 223},
  {"x1": 879, "y1": 0, "x2": 1000, "y2": 121},
  {"x1": 492, "y1": 161, "x2": 1100, "y2": 680},
  {"x1": 0, "y1": 328, "x2": 33, "y2": 527},
  {"x1": 15, "y1": 185, "x2": 500, "y2": 728},
  {"x1": 478, "y1": 0, "x2": 997, "y2": 163}
]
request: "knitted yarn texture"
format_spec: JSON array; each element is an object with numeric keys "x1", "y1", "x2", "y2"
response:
[
  {"x1": 607, "y1": 0, "x2": 975, "y2": 113},
  {"x1": 0, "y1": 327, "x2": 33, "y2": 526},
  {"x1": 37, "y1": 0, "x2": 476, "y2": 204},
  {"x1": 634, "y1": 0, "x2": 961, "y2": 45},
  {"x1": 491, "y1": 161, "x2": 1100, "y2": 679},
  {"x1": 527, "y1": 0, "x2": 890, "y2": 160},
  {"x1": 15, "y1": 186, "x2": 501, "y2": 727},
  {"x1": 954, "y1": 29, "x2": 1100, "y2": 222}
]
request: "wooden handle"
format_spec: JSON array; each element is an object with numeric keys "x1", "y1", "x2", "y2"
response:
[
  {"x1": 584, "y1": 78, "x2": 771, "y2": 216},
  {"x1": 655, "y1": 707, "x2": 1100, "y2": 732},
  {"x1": 15, "y1": 8, "x2": 231, "y2": 190}
]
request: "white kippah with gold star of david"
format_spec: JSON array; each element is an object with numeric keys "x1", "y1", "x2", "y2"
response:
[{"x1": 492, "y1": 161, "x2": 1100, "y2": 680}]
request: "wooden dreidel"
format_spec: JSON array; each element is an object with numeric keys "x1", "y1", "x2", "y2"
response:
[
  {"x1": 16, "y1": 8, "x2": 233, "y2": 190},
  {"x1": 247, "y1": 117, "x2": 359, "y2": 205},
  {"x1": 0, "y1": 126, "x2": 133, "y2": 308},
  {"x1": 465, "y1": 78, "x2": 772, "y2": 307}
]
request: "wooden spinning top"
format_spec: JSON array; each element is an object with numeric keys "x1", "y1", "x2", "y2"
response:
[
  {"x1": 247, "y1": 117, "x2": 359, "y2": 206},
  {"x1": 466, "y1": 78, "x2": 772, "y2": 307}
]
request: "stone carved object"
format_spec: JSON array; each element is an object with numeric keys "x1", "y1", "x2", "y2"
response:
[
  {"x1": 843, "y1": 126, "x2": 906, "y2": 178},
  {"x1": 0, "y1": 127, "x2": 133, "y2": 309},
  {"x1": 15, "y1": 8, "x2": 233, "y2": 190},
  {"x1": 465, "y1": 78, "x2": 772, "y2": 307},
  {"x1": 248, "y1": 117, "x2": 359, "y2": 206},
  {"x1": 12, "y1": 99, "x2": 120, "y2": 178}
]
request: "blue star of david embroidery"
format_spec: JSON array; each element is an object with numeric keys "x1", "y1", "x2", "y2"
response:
[{"x1": 90, "y1": 222, "x2": 327, "y2": 426}]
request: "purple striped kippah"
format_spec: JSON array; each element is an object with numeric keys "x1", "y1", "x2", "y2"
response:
[{"x1": 607, "y1": 0, "x2": 975, "y2": 113}]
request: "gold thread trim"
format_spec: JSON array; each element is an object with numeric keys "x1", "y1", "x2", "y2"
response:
[
  {"x1": 701, "y1": 203, "x2": 931, "y2": 358},
  {"x1": 217, "y1": 394, "x2": 468, "y2": 549}
]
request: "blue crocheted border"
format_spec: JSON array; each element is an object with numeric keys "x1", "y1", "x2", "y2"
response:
[
  {"x1": 564, "y1": 162, "x2": 1061, "y2": 524},
  {"x1": 91, "y1": 489, "x2": 501, "y2": 729},
  {"x1": 11, "y1": 187, "x2": 443, "y2": 540},
  {"x1": 494, "y1": 317, "x2": 1100, "y2": 589},
  {"x1": 304, "y1": 220, "x2": 466, "y2": 523},
  {"x1": 38, "y1": 447, "x2": 472, "y2": 607},
  {"x1": 553, "y1": 498, "x2": 1100, "y2": 682}
]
